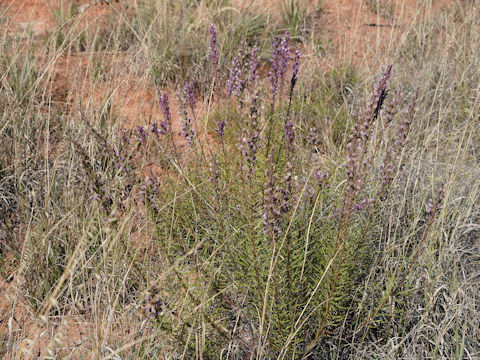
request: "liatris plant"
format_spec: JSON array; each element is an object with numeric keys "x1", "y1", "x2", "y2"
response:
[{"x1": 142, "y1": 27, "x2": 448, "y2": 359}]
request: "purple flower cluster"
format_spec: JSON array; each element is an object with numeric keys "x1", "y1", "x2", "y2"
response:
[
  {"x1": 209, "y1": 24, "x2": 219, "y2": 67},
  {"x1": 215, "y1": 118, "x2": 225, "y2": 138},
  {"x1": 352, "y1": 198, "x2": 376, "y2": 212},
  {"x1": 284, "y1": 117, "x2": 294, "y2": 146},
  {"x1": 269, "y1": 32, "x2": 290, "y2": 96},
  {"x1": 180, "y1": 109, "x2": 195, "y2": 145},
  {"x1": 159, "y1": 93, "x2": 172, "y2": 135},
  {"x1": 291, "y1": 49, "x2": 301, "y2": 82},
  {"x1": 345, "y1": 65, "x2": 393, "y2": 207},
  {"x1": 138, "y1": 176, "x2": 158, "y2": 209},
  {"x1": 226, "y1": 44, "x2": 260, "y2": 102},
  {"x1": 121, "y1": 130, "x2": 129, "y2": 144},
  {"x1": 227, "y1": 56, "x2": 241, "y2": 97},
  {"x1": 249, "y1": 46, "x2": 259, "y2": 83},
  {"x1": 183, "y1": 82, "x2": 196, "y2": 117},
  {"x1": 383, "y1": 89, "x2": 400, "y2": 125},
  {"x1": 307, "y1": 127, "x2": 320, "y2": 148},
  {"x1": 426, "y1": 183, "x2": 445, "y2": 220},
  {"x1": 371, "y1": 64, "x2": 393, "y2": 120},
  {"x1": 136, "y1": 125, "x2": 148, "y2": 144},
  {"x1": 315, "y1": 171, "x2": 330, "y2": 189},
  {"x1": 262, "y1": 160, "x2": 296, "y2": 236}
]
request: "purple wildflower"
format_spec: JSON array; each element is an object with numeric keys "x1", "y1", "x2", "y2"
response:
[
  {"x1": 291, "y1": 49, "x2": 301, "y2": 81},
  {"x1": 315, "y1": 171, "x2": 330, "y2": 189},
  {"x1": 209, "y1": 24, "x2": 219, "y2": 67},
  {"x1": 344, "y1": 65, "x2": 393, "y2": 209},
  {"x1": 180, "y1": 109, "x2": 195, "y2": 145},
  {"x1": 307, "y1": 127, "x2": 320, "y2": 148},
  {"x1": 151, "y1": 122, "x2": 161, "y2": 137},
  {"x1": 215, "y1": 118, "x2": 225, "y2": 137},
  {"x1": 249, "y1": 46, "x2": 259, "y2": 83},
  {"x1": 227, "y1": 56, "x2": 241, "y2": 97},
  {"x1": 184, "y1": 82, "x2": 196, "y2": 115},
  {"x1": 426, "y1": 183, "x2": 445, "y2": 221},
  {"x1": 353, "y1": 198, "x2": 376, "y2": 212},
  {"x1": 269, "y1": 32, "x2": 291, "y2": 96},
  {"x1": 121, "y1": 130, "x2": 129, "y2": 144},
  {"x1": 371, "y1": 64, "x2": 393, "y2": 120},
  {"x1": 136, "y1": 125, "x2": 148, "y2": 144},
  {"x1": 159, "y1": 93, "x2": 172, "y2": 134},
  {"x1": 284, "y1": 117, "x2": 294, "y2": 146}
]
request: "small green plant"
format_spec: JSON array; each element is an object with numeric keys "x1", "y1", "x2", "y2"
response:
[{"x1": 280, "y1": 0, "x2": 306, "y2": 37}]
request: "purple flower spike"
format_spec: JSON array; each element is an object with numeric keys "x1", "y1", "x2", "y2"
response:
[
  {"x1": 215, "y1": 119, "x2": 225, "y2": 137},
  {"x1": 121, "y1": 130, "x2": 129, "y2": 144},
  {"x1": 209, "y1": 24, "x2": 219, "y2": 67},
  {"x1": 227, "y1": 56, "x2": 241, "y2": 97},
  {"x1": 184, "y1": 82, "x2": 196, "y2": 114},
  {"x1": 372, "y1": 64, "x2": 393, "y2": 120},
  {"x1": 269, "y1": 32, "x2": 291, "y2": 96},
  {"x1": 426, "y1": 183, "x2": 445, "y2": 220},
  {"x1": 284, "y1": 118, "x2": 294, "y2": 145},
  {"x1": 291, "y1": 49, "x2": 301, "y2": 81},
  {"x1": 137, "y1": 125, "x2": 148, "y2": 144},
  {"x1": 249, "y1": 46, "x2": 259, "y2": 83},
  {"x1": 315, "y1": 171, "x2": 330, "y2": 189},
  {"x1": 180, "y1": 110, "x2": 195, "y2": 145},
  {"x1": 159, "y1": 93, "x2": 172, "y2": 134}
]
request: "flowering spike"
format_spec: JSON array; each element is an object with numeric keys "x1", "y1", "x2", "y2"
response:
[
  {"x1": 159, "y1": 93, "x2": 172, "y2": 135},
  {"x1": 269, "y1": 32, "x2": 291, "y2": 97},
  {"x1": 249, "y1": 46, "x2": 259, "y2": 83},
  {"x1": 180, "y1": 109, "x2": 195, "y2": 145},
  {"x1": 215, "y1": 119, "x2": 225, "y2": 137},
  {"x1": 183, "y1": 82, "x2": 196, "y2": 115},
  {"x1": 208, "y1": 24, "x2": 219, "y2": 67},
  {"x1": 291, "y1": 49, "x2": 301, "y2": 81},
  {"x1": 227, "y1": 56, "x2": 241, "y2": 97}
]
